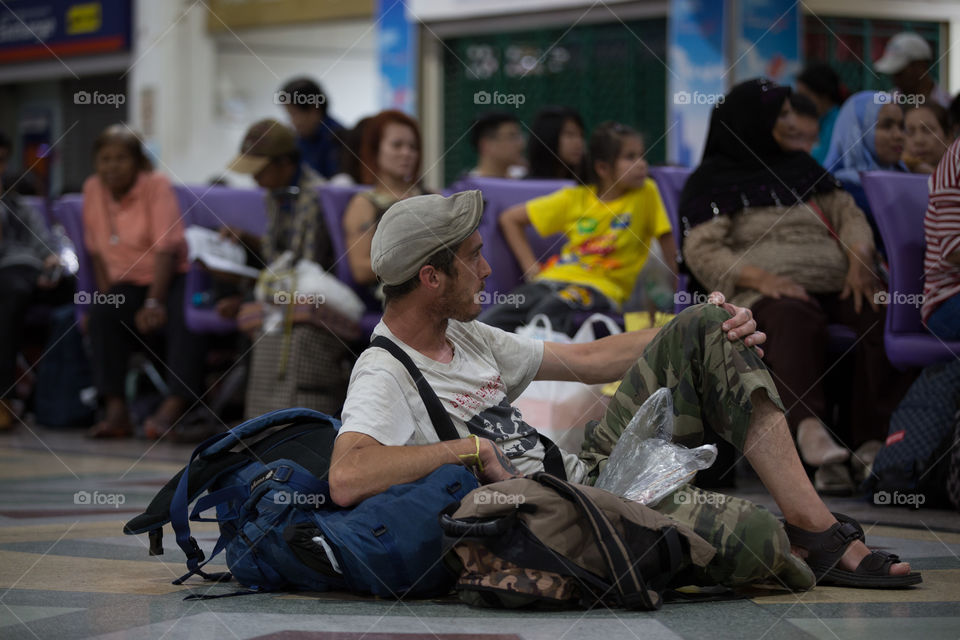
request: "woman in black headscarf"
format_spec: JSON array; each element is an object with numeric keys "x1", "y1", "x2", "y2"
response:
[{"x1": 680, "y1": 79, "x2": 910, "y2": 487}]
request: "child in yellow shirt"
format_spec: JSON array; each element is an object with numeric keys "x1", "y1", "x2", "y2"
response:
[{"x1": 479, "y1": 121, "x2": 677, "y2": 334}]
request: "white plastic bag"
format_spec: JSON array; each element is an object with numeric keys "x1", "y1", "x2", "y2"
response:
[
  {"x1": 514, "y1": 313, "x2": 622, "y2": 453},
  {"x1": 595, "y1": 388, "x2": 717, "y2": 506},
  {"x1": 185, "y1": 225, "x2": 260, "y2": 279},
  {"x1": 255, "y1": 251, "x2": 366, "y2": 322}
]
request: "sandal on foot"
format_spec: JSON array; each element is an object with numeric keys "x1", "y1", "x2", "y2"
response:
[
  {"x1": 143, "y1": 415, "x2": 174, "y2": 440},
  {"x1": 783, "y1": 513, "x2": 922, "y2": 588},
  {"x1": 87, "y1": 420, "x2": 133, "y2": 439}
]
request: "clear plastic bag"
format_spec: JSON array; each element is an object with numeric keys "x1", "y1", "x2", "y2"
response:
[{"x1": 595, "y1": 388, "x2": 717, "y2": 506}]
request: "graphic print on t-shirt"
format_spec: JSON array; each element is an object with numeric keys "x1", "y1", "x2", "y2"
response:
[{"x1": 464, "y1": 398, "x2": 539, "y2": 458}]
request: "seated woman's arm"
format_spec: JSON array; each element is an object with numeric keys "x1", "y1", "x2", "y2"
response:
[
  {"x1": 683, "y1": 215, "x2": 743, "y2": 297},
  {"x1": 499, "y1": 204, "x2": 541, "y2": 280},
  {"x1": 342, "y1": 194, "x2": 378, "y2": 286},
  {"x1": 817, "y1": 189, "x2": 881, "y2": 312}
]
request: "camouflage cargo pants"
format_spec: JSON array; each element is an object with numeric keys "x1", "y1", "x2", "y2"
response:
[{"x1": 579, "y1": 304, "x2": 815, "y2": 590}]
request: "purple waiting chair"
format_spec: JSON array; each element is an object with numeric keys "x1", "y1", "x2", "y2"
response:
[
  {"x1": 861, "y1": 171, "x2": 960, "y2": 369},
  {"x1": 315, "y1": 184, "x2": 382, "y2": 338},
  {"x1": 649, "y1": 166, "x2": 693, "y2": 313},
  {"x1": 51, "y1": 195, "x2": 94, "y2": 324},
  {"x1": 175, "y1": 184, "x2": 267, "y2": 335}
]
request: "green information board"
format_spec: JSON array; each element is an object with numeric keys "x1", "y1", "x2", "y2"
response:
[{"x1": 442, "y1": 18, "x2": 667, "y2": 184}]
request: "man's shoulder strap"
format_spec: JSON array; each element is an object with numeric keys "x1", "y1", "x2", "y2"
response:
[
  {"x1": 368, "y1": 334, "x2": 567, "y2": 480},
  {"x1": 368, "y1": 335, "x2": 460, "y2": 442}
]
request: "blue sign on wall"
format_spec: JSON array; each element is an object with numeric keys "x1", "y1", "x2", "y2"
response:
[
  {"x1": 377, "y1": 0, "x2": 417, "y2": 114},
  {"x1": 0, "y1": 0, "x2": 131, "y2": 63},
  {"x1": 667, "y1": 0, "x2": 728, "y2": 167},
  {"x1": 733, "y1": 0, "x2": 801, "y2": 85}
]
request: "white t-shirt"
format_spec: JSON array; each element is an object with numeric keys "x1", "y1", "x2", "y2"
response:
[{"x1": 339, "y1": 319, "x2": 587, "y2": 482}]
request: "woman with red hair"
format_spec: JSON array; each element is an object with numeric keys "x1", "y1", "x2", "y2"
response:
[{"x1": 342, "y1": 110, "x2": 423, "y2": 286}]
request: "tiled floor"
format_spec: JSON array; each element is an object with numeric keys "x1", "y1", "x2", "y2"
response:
[{"x1": 1, "y1": 424, "x2": 958, "y2": 640}]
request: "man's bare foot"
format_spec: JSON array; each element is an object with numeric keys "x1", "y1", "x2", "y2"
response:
[{"x1": 797, "y1": 419, "x2": 849, "y2": 466}]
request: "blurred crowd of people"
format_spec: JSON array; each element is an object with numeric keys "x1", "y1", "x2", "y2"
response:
[{"x1": 2, "y1": 31, "x2": 958, "y2": 498}]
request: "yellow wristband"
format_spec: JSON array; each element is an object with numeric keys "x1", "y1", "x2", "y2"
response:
[{"x1": 458, "y1": 434, "x2": 484, "y2": 473}]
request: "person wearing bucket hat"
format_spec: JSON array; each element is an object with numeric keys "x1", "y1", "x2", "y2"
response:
[
  {"x1": 328, "y1": 189, "x2": 919, "y2": 590},
  {"x1": 874, "y1": 32, "x2": 950, "y2": 108},
  {"x1": 221, "y1": 118, "x2": 334, "y2": 293},
  {"x1": 218, "y1": 119, "x2": 349, "y2": 422}
]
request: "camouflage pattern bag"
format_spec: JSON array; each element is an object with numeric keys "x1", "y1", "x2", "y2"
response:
[{"x1": 440, "y1": 473, "x2": 715, "y2": 610}]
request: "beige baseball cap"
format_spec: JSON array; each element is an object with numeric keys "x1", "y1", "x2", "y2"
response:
[
  {"x1": 371, "y1": 190, "x2": 484, "y2": 286},
  {"x1": 875, "y1": 32, "x2": 933, "y2": 75},
  {"x1": 227, "y1": 119, "x2": 298, "y2": 174}
]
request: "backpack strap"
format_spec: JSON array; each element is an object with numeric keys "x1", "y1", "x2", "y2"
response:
[
  {"x1": 369, "y1": 335, "x2": 460, "y2": 441},
  {"x1": 370, "y1": 335, "x2": 567, "y2": 479},
  {"x1": 533, "y1": 472, "x2": 680, "y2": 610}
]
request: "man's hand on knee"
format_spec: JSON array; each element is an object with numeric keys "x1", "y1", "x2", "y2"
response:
[{"x1": 709, "y1": 292, "x2": 766, "y2": 357}]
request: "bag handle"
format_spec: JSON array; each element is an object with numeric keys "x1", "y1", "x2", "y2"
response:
[
  {"x1": 572, "y1": 313, "x2": 623, "y2": 343},
  {"x1": 532, "y1": 472, "x2": 659, "y2": 610},
  {"x1": 517, "y1": 313, "x2": 565, "y2": 342}
]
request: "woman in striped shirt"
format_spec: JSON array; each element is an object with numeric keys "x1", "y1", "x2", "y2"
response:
[{"x1": 922, "y1": 137, "x2": 960, "y2": 341}]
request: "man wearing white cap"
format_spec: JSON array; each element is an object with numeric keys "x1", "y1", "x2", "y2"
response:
[
  {"x1": 875, "y1": 32, "x2": 950, "y2": 108},
  {"x1": 328, "y1": 190, "x2": 919, "y2": 589}
]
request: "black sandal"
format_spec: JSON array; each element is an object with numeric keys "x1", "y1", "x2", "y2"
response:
[{"x1": 783, "y1": 513, "x2": 922, "y2": 589}]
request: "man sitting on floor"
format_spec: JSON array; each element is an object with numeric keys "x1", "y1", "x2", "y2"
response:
[{"x1": 328, "y1": 190, "x2": 920, "y2": 590}]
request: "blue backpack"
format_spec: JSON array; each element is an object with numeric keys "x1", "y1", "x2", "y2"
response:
[{"x1": 123, "y1": 405, "x2": 478, "y2": 598}]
